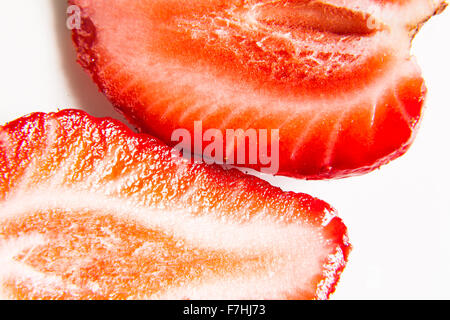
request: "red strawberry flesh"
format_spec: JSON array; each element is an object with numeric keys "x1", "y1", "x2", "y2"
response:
[
  {"x1": 0, "y1": 110, "x2": 350, "y2": 300},
  {"x1": 70, "y1": 0, "x2": 446, "y2": 179}
]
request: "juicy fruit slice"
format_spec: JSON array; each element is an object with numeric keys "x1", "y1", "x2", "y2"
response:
[
  {"x1": 70, "y1": 0, "x2": 446, "y2": 179},
  {"x1": 0, "y1": 110, "x2": 350, "y2": 300}
]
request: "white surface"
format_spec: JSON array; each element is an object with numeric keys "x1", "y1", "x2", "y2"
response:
[{"x1": 0, "y1": 0, "x2": 449, "y2": 299}]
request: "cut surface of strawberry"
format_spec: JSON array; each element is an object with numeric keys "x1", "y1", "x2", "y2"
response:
[
  {"x1": 70, "y1": 0, "x2": 447, "y2": 179},
  {"x1": 0, "y1": 110, "x2": 350, "y2": 300}
]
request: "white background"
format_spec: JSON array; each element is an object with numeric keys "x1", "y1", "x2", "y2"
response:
[{"x1": 0, "y1": 0, "x2": 449, "y2": 299}]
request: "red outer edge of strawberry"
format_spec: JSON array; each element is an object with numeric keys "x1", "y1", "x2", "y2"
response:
[{"x1": 69, "y1": 4, "x2": 149, "y2": 134}]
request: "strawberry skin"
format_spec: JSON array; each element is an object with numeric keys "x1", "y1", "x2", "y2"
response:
[
  {"x1": 70, "y1": 0, "x2": 446, "y2": 179},
  {"x1": 0, "y1": 110, "x2": 350, "y2": 300}
]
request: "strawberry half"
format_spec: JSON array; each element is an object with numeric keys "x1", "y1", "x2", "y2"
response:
[
  {"x1": 70, "y1": 0, "x2": 446, "y2": 179},
  {"x1": 0, "y1": 110, "x2": 350, "y2": 300}
]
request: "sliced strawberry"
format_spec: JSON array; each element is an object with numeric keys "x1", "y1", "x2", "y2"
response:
[
  {"x1": 70, "y1": 0, "x2": 446, "y2": 179},
  {"x1": 0, "y1": 110, "x2": 350, "y2": 300}
]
